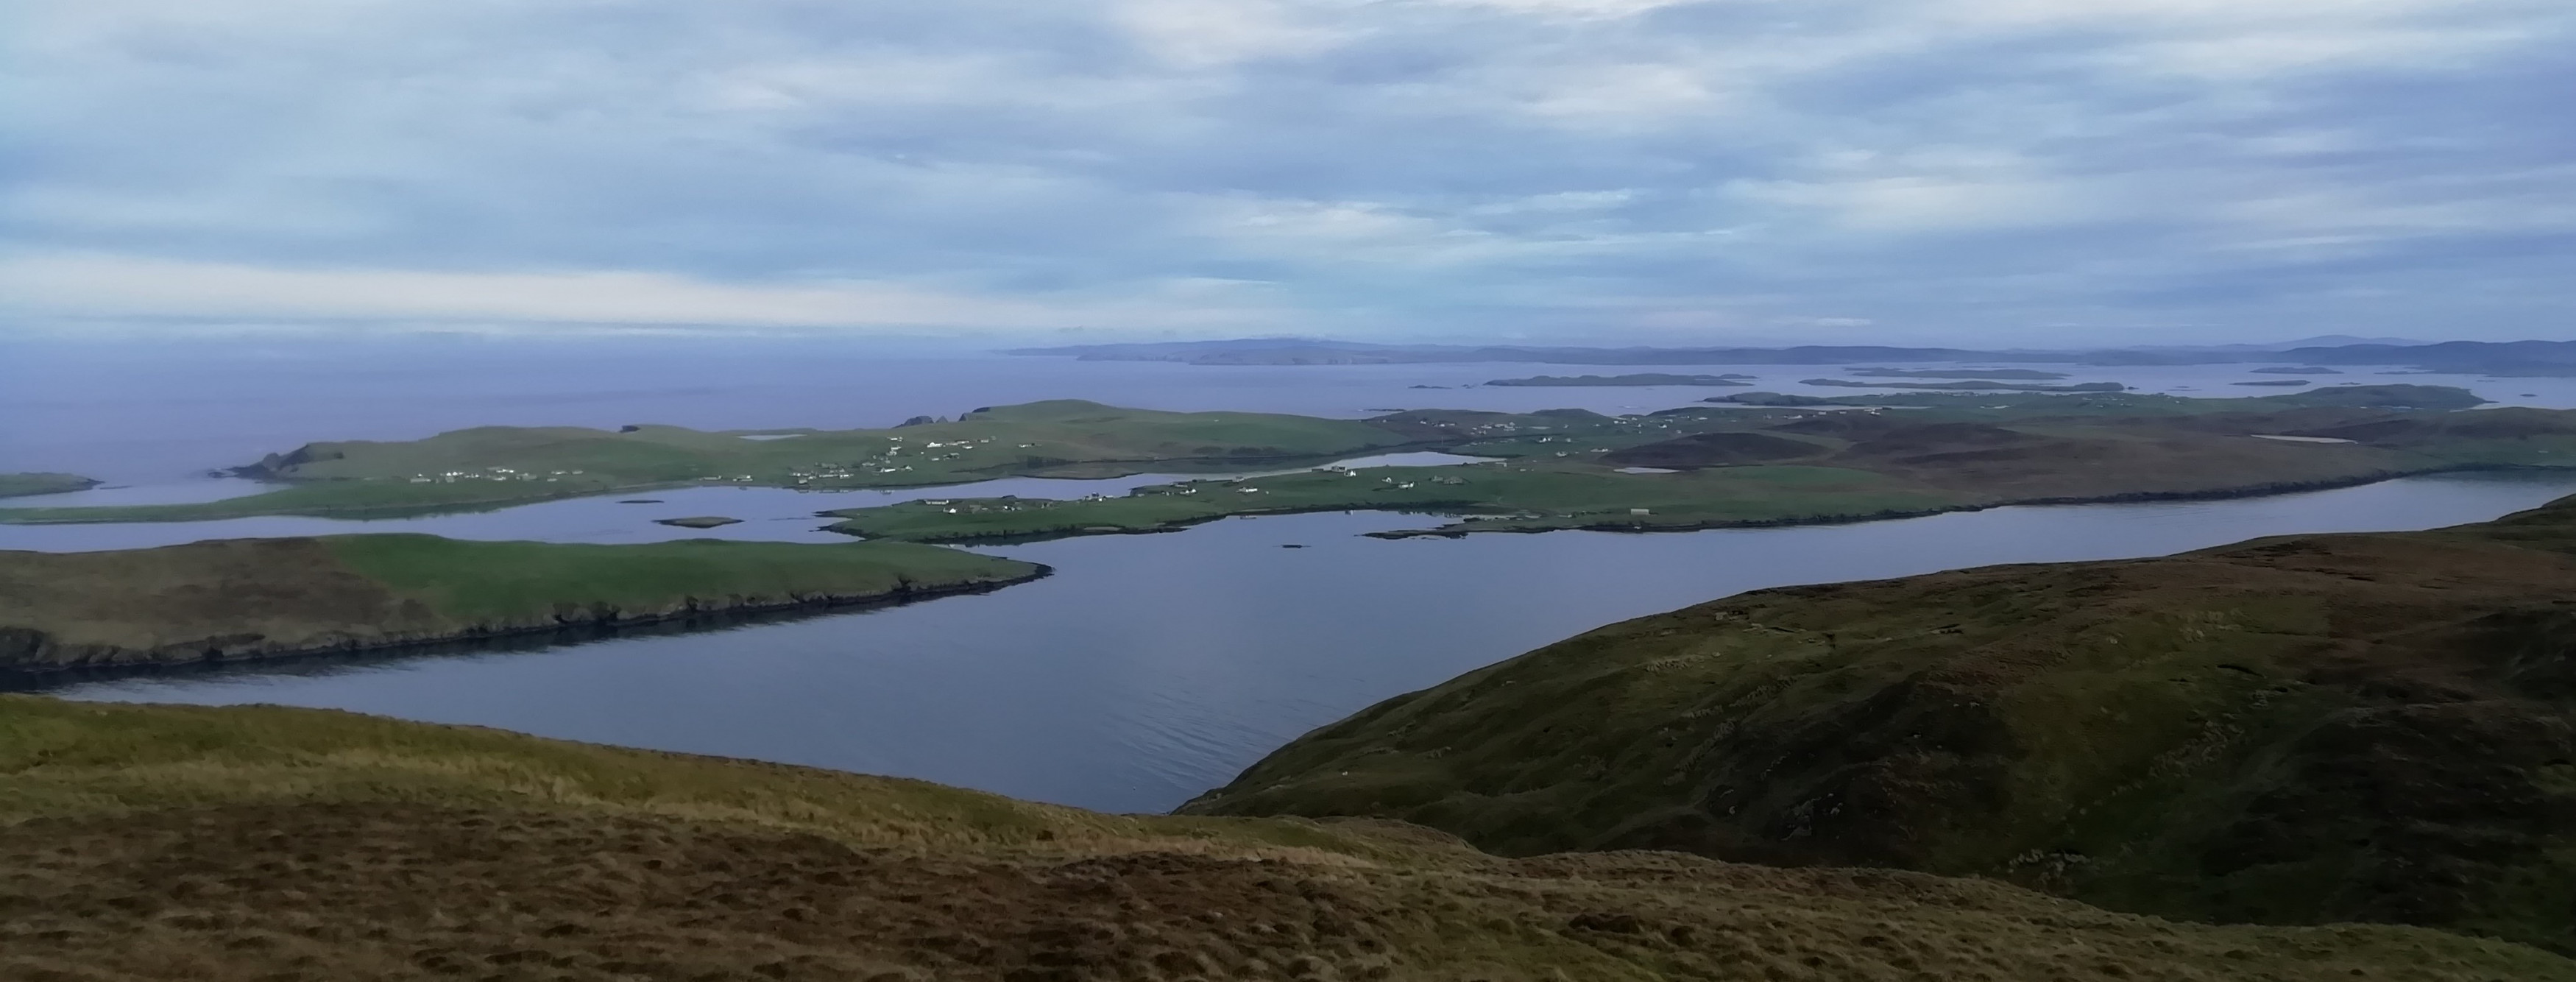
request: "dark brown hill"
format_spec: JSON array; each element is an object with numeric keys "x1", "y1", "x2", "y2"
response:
[
  {"x1": 1599, "y1": 431, "x2": 1829, "y2": 468},
  {"x1": 14, "y1": 698, "x2": 2562, "y2": 981},
  {"x1": 1186, "y1": 494, "x2": 2576, "y2": 955}
]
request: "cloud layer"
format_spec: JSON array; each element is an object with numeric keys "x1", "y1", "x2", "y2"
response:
[{"x1": 6, "y1": 0, "x2": 2572, "y2": 343}]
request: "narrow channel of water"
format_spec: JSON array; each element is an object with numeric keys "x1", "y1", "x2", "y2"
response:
[{"x1": 35, "y1": 470, "x2": 2576, "y2": 814}]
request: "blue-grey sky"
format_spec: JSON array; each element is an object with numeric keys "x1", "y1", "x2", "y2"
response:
[{"x1": 5, "y1": 0, "x2": 2572, "y2": 345}]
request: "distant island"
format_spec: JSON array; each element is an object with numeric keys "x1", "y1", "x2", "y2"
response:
[
  {"x1": 1011, "y1": 337, "x2": 2576, "y2": 375},
  {"x1": 653, "y1": 515, "x2": 743, "y2": 529},
  {"x1": 1186, "y1": 492, "x2": 2576, "y2": 955},
  {"x1": 0, "y1": 473, "x2": 99, "y2": 499},
  {"x1": 2231, "y1": 379, "x2": 2312, "y2": 386},
  {"x1": 1802, "y1": 378, "x2": 2127, "y2": 392},
  {"x1": 1846, "y1": 367, "x2": 2070, "y2": 379},
  {"x1": 2254, "y1": 365, "x2": 2343, "y2": 374},
  {"x1": 1483, "y1": 372, "x2": 1755, "y2": 387},
  {"x1": 0, "y1": 534, "x2": 1041, "y2": 672}
]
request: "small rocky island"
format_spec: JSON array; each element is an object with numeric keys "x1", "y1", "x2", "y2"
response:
[
  {"x1": 0, "y1": 473, "x2": 100, "y2": 499},
  {"x1": 653, "y1": 515, "x2": 743, "y2": 529}
]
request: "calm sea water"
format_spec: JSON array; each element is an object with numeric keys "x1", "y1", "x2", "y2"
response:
[{"x1": 9, "y1": 338, "x2": 2576, "y2": 813}]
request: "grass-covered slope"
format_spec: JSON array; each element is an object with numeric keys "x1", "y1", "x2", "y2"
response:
[
  {"x1": 1186, "y1": 494, "x2": 2576, "y2": 954},
  {"x1": 1, "y1": 698, "x2": 2566, "y2": 981},
  {"x1": 0, "y1": 534, "x2": 1041, "y2": 671},
  {"x1": 0, "y1": 473, "x2": 99, "y2": 499}
]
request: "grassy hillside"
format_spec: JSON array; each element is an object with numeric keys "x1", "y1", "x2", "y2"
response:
[
  {"x1": 1186, "y1": 493, "x2": 2576, "y2": 954},
  {"x1": 1, "y1": 698, "x2": 2566, "y2": 981},
  {"x1": 4, "y1": 387, "x2": 2540, "y2": 531},
  {"x1": 0, "y1": 534, "x2": 1041, "y2": 671},
  {"x1": 0, "y1": 473, "x2": 99, "y2": 499}
]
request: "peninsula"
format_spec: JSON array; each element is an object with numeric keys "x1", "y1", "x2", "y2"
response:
[
  {"x1": 823, "y1": 385, "x2": 2576, "y2": 544},
  {"x1": 1482, "y1": 372, "x2": 1755, "y2": 386},
  {"x1": 0, "y1": 473, "x2": 99, "y2": 499},
  {"x1": 0, "y1": 400, "x2": 1420, "y2": 524},
  {"x1": 0, "y1": 534, "x2": 1041, "y2": 672},
  {"x1": 1185, "y1": 493, "x2": 2576, "y2": 954},
  {"x1": 6, "y1": 697, "x2": 2561, "y2": 981},
  {"x1": 12, "y1": 386, "x2": 2563, "y2": 548}
]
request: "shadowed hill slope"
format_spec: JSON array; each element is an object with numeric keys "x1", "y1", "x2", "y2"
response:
[
  {"x1": 2, "y1": 698, "x2": 2568, "y2": 981},
  {"x1": 1186, "y1": 494, "x2": 2576, "y2": 954},
  {"x1": 0, "y1": 534, "x2": 1042, "y2": 671}
]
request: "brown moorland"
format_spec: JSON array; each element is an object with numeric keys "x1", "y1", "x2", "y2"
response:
[
  {"x1": 1, "y1": 697, "x2": 2568, "y2": 981},
  {"x1": 1187, "y1": 494, "x2": 2576, "y2": 955}
]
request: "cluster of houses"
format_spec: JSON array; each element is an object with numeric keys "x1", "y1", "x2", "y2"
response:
[
  {"x1": 405, "y1": 467, "x2": 586, "y2": 484},
  {"x1": 774, "y1": 435, "x2": 1017, "y2": 486}
]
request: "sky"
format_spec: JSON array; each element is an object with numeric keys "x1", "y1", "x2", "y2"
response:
[{"x1": 4, "y1": 0, "x2": 2573, "y2": 347}]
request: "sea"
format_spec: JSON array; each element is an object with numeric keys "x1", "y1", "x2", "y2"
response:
[{"x1": 7, "y1": 335, "x2": 2576, "y2": 813}]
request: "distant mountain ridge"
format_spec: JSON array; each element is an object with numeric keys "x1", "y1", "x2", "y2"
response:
[{"x1": 1008, "y1": 337, "x2": 2576, "y2": 375}]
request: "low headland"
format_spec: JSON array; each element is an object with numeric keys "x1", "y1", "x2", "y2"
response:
[
  {"x1": 1186, "y1": 492, "x2": 2576, "y2": 955},
  {"x1": 0, "y1": 534, "x2": 1042, "y2": 673},
  {"x1": 0, "y1": 473, "x2": 100, "y2": 499},
  {"x1": 2, "y1": 696, "x2": 2567, "y2": 980}
]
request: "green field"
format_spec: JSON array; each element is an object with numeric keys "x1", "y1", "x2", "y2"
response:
[
  {"x1": 1, "y1": 696, "x2": 2564, "y2": 981},
  {"x1": 0, "y1": 473, "x2": 99, "y2": 499},
  {"x1": 0, "y1": 534, "x2": 1042, "y2": 671},
  {"x1": 1187, "y1": 492, "x2": 2576, "y2": 955}
]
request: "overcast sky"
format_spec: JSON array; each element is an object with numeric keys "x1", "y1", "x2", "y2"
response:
[{"x1": 6, "y1": 0, "x2": 2572, "y2": 345}]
